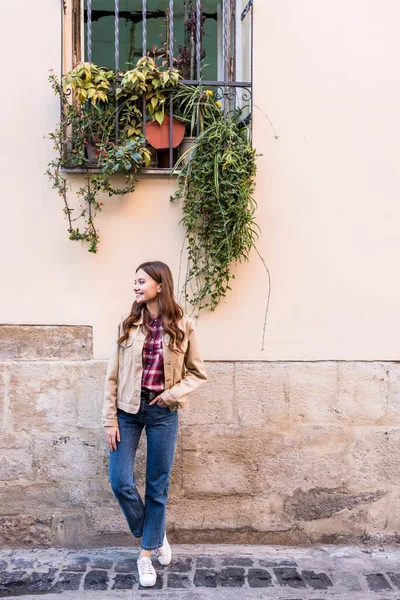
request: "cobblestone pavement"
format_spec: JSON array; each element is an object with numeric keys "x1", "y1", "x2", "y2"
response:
[{"x1": 1, "y1": 544, "x2": 400, "y2": 599}]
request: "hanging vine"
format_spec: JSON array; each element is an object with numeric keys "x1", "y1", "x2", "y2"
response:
[{"x1": 171, "y1": 112, "x2": 259, "y2": 312}]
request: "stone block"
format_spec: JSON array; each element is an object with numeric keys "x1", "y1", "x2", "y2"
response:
[
  {"x1": 194, "y1": 569, "x2": 218, "y2": 587},
  {"x1": 25, "y1": 570, "x2": 58, "y2": 594},
  {"x1": 112, "y1": 573, "x2": 136, "y2": 589},
  {"x1": 52, "y1": 571, "x2": 83, "y2": 591},
  {"x1": 273, "y1": 567, "x2": 305, "y2": 588},
  {"x1": 0, "y1": 515, "x2": 53, "y2": 547},
  {"x1": 351, "y1": 427, "x2": 400, "y2": 488},
  {"x1": 53, "y1": 510, "x2": 87, "y2": 546},
  {"x1": 301, "y1": 570, "x2": 333, "y2": 589},
  {"x1": 181, "y1": 426, "x2": 266, "y2": 496},
  {"x1": 0, "y1": 434, "x2": 34, "y2": 481},
  {"x1": 260, "y1": 425, "x2": 350, "y2": 493},
  {"x1": 299, "y1": 503, "x2": 374, "y2": 542},
  {"x1": 168, "y1": 557, "x2": 192, "y2": 572},
  {"x1": 220, "y1": 567, "x2": 245, "y2": 587},
  {"x1": 61, "y1": 555, "x2": 90, "y2": 572},
  {"x1": 168, "y1": 495, "x2": 291, "y2": 532},
  {"x1": 114, "y1": 558, "x2": 136, "y2": 573},
  {"x1": 75, "y1": 361, "x2": 107, "y2": 429},
  {"x1": 84, "y1": 570, "x2": 109, "y2": 590},
  {"x1": 87, "y1": 502, "x2": 132, "y2": 535},
  {"x1": 180, "y1": 363, "x2": 235, "y2": 426},
  {"x1": 336, "y1": 363, "x2": 390, "y2": 425},
  {"x1": 8, "y1": 362, "x2": 104, "y2": 432},
  {"x1": 223, "y1": 557, "x2": 253, "y2": 566},
  {"x1": 365, "y1": 573, "x2": 392, "y2": 592},
  {"x1": 363, "y1": 491, "x2": 400, "y2": 533},
  {"x1": 285, "y1": 487, "x2": 385, "y2": 521},
  {"x1": 33, "y1": 433, "x2": 102, "y2": 482},
  {"x1": 234, "y1": 362, "x2": 288, "y2": 427},
  {"x1": 248, "y1": 569, "x2": 272, "y2": 587},
  {"x1": 387, "y1": 364, "x2": 400, "y2": 421},
  {"x1": 0, "y1": 325, "x2": 93, "y2": 361},
  {"x1": 0, "y1": 480, "x2": 109, "y2": 516},
  {"x1": 0, "y1": 365, "x2": 10, "y2": 432},
  {"x1": 167, "y1": 573, "x2": 192, "y2": 589},
  {"x1": 287, "y1": 362, "x2": 338, "y2": 423}
]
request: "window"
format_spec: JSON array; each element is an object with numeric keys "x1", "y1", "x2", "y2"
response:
[{"x1": 63, "y1": 0, "x2": 253, "y2": 170}]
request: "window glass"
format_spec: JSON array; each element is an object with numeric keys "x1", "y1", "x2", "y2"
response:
[{"x1": 84, "y1": 0, "x2": 220, "y2": 80}]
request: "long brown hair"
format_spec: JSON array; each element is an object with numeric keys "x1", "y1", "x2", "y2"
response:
[{"x1": 118, "y1": 261, "x2": 185, "y2": 354}]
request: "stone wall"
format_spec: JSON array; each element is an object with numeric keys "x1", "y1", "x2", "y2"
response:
[{"x1": 0, "y1": 325, "x2": 399, "y2": 548}]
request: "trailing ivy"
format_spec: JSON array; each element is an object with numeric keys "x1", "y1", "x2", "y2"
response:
[
  {"x1": 171, "y1": 113, "x2": 259, "y2": 312},
  {"x1": 46, "y1": 66, "x2": 151, "y2": 253}
]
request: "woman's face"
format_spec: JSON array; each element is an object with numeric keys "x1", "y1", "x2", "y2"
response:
[{"x1": 134, "y1": 268, "x2": 160, "y2": 305}]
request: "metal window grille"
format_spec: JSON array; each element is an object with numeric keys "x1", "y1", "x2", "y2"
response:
[{"x1": 67, "y1": 0, "x2": 253, "y2": 170}]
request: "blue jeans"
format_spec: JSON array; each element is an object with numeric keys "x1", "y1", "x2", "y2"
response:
[{"x1": 108, "y1": 390, "x2": 179, "y2": 550}]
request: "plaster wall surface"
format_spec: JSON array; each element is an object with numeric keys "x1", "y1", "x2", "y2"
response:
[{"x1": 1, "y1": 1, "x2": 399, "y2": 360}]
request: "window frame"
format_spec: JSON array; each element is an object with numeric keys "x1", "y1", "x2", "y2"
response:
[{"x1": 61, "y1": 0, "x2": 253, "y2": 173}]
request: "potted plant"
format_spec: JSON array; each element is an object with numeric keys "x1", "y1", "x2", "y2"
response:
[
  {"x1": 116, "y1": 55, "x2": 183, "y2": 147},
  {"x1": 63, "y1": 62, "x2": 116, "y2": 162},
  {"x1": 46, "y1": 69, "x2": 150, "y2": 253}
]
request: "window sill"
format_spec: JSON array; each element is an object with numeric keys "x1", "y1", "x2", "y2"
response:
[{"x1": 61, "y1": 167, "x2": 181, "y2": 177}]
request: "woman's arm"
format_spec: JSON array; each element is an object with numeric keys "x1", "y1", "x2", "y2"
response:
[
  {"x1": 102, "y1": 319, "x2": 121, "y2": 428},
  {"x1": 157, "y1": 318, "x2": 208, "y2": 407}
]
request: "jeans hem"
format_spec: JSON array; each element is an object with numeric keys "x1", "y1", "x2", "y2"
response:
[{"x1": 141, "y1": 543, "x2": 163, "y2": 551}]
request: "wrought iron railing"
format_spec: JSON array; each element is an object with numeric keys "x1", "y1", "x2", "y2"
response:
[{"x1": 62, "y1": 0, "x2": 253, "y2": 171}]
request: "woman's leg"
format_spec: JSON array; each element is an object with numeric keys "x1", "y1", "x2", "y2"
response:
[
  {"x1": 141, "y1": 405, "x2": 179, "y2": 550},
  {"x1": 108, "y1": 408, "x2": 145, "y2": 538}
]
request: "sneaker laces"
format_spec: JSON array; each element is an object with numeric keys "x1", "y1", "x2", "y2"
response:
[
  {"x1": 138, "y1": 557, "x2": 154, "y2": 574},
  {"x1": 154, "y1": 546, "x2": 164, "y2": 557}
]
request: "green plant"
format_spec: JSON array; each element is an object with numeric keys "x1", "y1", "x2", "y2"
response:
[
  {"x1": 172, "y1": 84, "x2": 222, "y2": 136},
  {"x1": 46, "y1": 70, "x2": 150, "y2": 253},
  {"x1": 63, "y1": 62, "x2": 115, "y2": 105},
  {"x1": 171, "y1": 113, "x2": 259, "y2": 312},
  {"x1": 116, "y1": 56, "x2": 180, "y2": 136}
]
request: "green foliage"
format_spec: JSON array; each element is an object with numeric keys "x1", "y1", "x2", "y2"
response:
[
  {"x1": 63, "y1": 62, "x2": 115, "y2": 105},
  {"x1": 172, "y1": 85, "x2": 222, "y2": 136},
  {"x1": 117, "y1": 56, "x2": 180, "y2": 135},
  {"x1": 171, "y1": 113, "x2": 259, "y2": 312},
  {"x1": 46, "y1": 70, "x2": 150, "y2": 254},
  {"x1": 46, "y1": 57, "x2": 261, "y2": 308},
  {"x1": 46, "y1": 58, "x2": 181, "y2": 253}
]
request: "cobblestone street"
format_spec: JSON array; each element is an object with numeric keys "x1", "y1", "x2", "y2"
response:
[{"x1": 1, "y1": 544, "x2": 400, "y2": 599}]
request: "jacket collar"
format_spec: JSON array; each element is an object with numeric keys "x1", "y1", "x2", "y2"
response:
[{"x1": 132, "y1": 310, "x2": 162, "y2": 326}]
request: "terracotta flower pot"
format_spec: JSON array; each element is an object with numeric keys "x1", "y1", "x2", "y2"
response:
[{"x1": 145, "y1": 114, "x2": 186, "y2": 150}]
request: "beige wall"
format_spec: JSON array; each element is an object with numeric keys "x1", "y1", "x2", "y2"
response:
[{"x1": 1, "y1": 0, "x2": 400, "y2": 360}]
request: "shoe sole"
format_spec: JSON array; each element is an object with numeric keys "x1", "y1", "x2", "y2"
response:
[{"x1": 139, "y1": 579, "x2": 156, "y2": 587}]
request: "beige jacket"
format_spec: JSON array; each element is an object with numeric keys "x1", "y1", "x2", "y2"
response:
[{"x1": 102, "y1": 312, "x2": 208, "y2": 427}]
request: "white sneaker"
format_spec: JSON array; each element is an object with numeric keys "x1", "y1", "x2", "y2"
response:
[
  {"x1": 137, "y1": 556, "x2": 157, "y2": 587},
  {"x1": 154, "y1": 534, "x2": 172, "y2": 566}
]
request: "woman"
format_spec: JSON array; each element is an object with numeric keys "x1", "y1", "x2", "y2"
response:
[{"x1": 102, "y1": 261, "x2": 207, "y2": 587}]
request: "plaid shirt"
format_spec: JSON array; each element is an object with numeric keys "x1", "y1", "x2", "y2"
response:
[{"x1": 141, "y1": 316, "x2": 165, "y2": 391}]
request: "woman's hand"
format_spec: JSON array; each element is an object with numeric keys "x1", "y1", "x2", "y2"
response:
[
  {"x1": 149, "y1": 395, "x2": 168, "y2": 408},
  {"x1": 104, "y1": 426, "x2": 120, "y2": 451}
]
